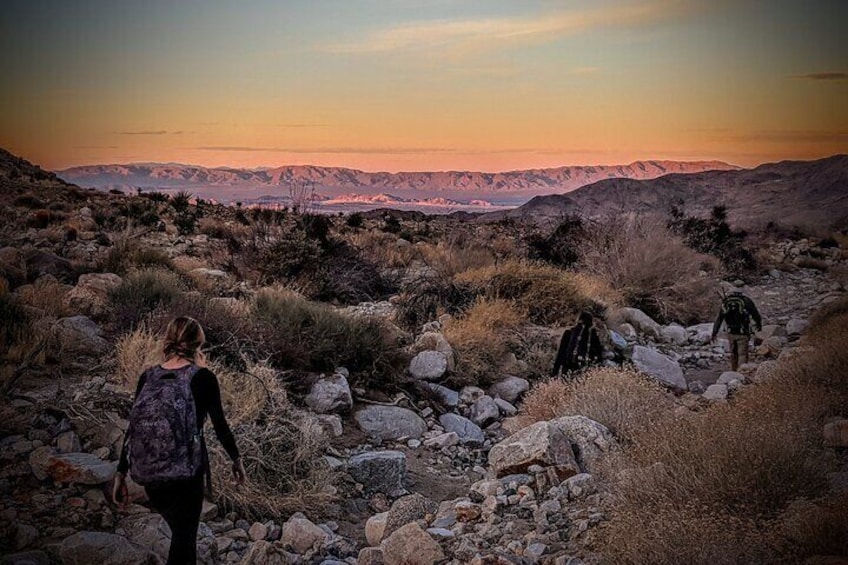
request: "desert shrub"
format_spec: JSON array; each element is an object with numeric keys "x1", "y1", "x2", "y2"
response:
[
  {"x1": 48, "y1": 201, "x2": 71, "y2": 212},
  {"x1": 198, "y1": 218, "x2": 234, "y2": 240},
  {"x1": 455, "y1": 260, "x2": 617, "y2": 326},
  {"x1": 100, "y1": 237, "x2": 175, "y2": 275},
  {"x1": 170, "y1": 190, "x2": 193, "y2": 213},
  {"x1": 252, "y1": 288, "x2": 406, "y2": 386},
  {"x1": 113, "y1": 326, "x2": 162, "y2": 390},
  {"x1": 13, "y1": 194, "x2": 45, "y2": 209},
  {"x1": 142, "y1": 191, "x2": 169, "y2": 203},
  {"x1": 16, "y1": 276, "x2": 72, "y2": 318},
  {"x1": 109, "y1": 269, "x2": 185, "y2": 331},
  {"x1": 296, "y1": 247, "x2": 396, "y2": 305},
  {"x1": 599, "y1": 302, "x2": 848, "y2": 564},
  {"x1": 174, "y1": 210, "x2": 198, "y2": 235},
  {"x1": 0, "y1": 292, "x2": 29, "y2": 347},
  {"x1": 259, "y1": 231, "x2": 322, "y2": 282},
  {"x1": 121, "y1": 199, "x2": 160, "y2": 227},
  {"x1": 395, "y1": 275, "x2": 478, "y2": 331},
  {"x1": 517, "y1": 367, "x2": 678, "y2": 445},
  {"x1": 210, "y1": 382, "x2": 335, "y2": 519},
  {"x1": 26, "y1": 209, "x2": 65, "y2": 229},
  {"x1": 349, "y1": 231, "x2": 419, "y2": 269},
  {"x1": 418, "y1": 238, "x2": 497, "y2": 278},
  {"x1": 579, "y1": 218, "x2": 719, "y2": 324},
  {"x1": 525, "y1": 215, "x2": 587, "y2": 267},
  {"x1": 346, "y1": 212, "x2": 364, "y2": 228},
  {"x1": 669, "y1": 205, "x2": 757, "y2": 274},
  {"x1": 443, "y1": 298, "x2": 526, "y2": 385},
  {"x1": 795, "y1": 256, "x2": 829, "y2": 271}
]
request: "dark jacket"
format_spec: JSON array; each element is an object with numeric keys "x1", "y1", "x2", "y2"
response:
[
  {"x1": 712, "y1": 292, "x2": 762, "y2": 338},
  {"x1": 552, "y1": 322, "x2": 603, "y2": 376}
]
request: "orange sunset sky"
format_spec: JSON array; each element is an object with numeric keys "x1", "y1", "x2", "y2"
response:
[{"x1": 0, "y1": 0, "x2": 846, "y2": 173}]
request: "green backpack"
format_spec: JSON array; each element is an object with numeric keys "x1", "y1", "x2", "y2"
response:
[{"x1": 723, "y1": 294, "x2": 751, "y2": 334}]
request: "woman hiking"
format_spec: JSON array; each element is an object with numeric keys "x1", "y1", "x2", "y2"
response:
[{"x1": 113, "y1": 316, "x2": 246, "y2": 565}]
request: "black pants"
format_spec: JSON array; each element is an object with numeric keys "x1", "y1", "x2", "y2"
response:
[{"x1": 146, "y1": 474, "x2": 204, "y2": 565}]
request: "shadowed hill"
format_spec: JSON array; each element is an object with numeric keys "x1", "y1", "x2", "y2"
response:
[{"x1": 498, "y1": 155, "x2": 848, "y2": 230}]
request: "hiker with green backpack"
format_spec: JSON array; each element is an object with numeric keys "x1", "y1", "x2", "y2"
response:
[
  {"x1": 112, "y1": 316, "x2": 246, "y2": 565},
  {"x1": 711, "y1": 284, "x2": 763, "y2": 371}
]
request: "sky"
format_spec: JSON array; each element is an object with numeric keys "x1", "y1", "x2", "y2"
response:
[{"x1": 0, "y1": 0, "x2": 846, "y2": 172}]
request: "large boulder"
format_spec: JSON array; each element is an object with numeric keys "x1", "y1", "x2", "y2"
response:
[
  {"x1": 63, "y1": 273, "x2": 122, "y2": 317},
  {"x1": 413, "y1": 332, "x2": 455, "y2": 371},
  {"x1": 59, "y1": 532, "x2": 151, "y2": 565},
  {"x1": 24, "y1": 251, "x2": 77, "y2": 283},
  {"x1": 611, "y1": 307, "x2": 661, "y2": 339},
  {"x1": 280, "y1": 514, "x2": 330, "y2": 554},
  {"x1": 381, "y1": 523, "x2": 445, "y2": 565},
  {"x1": 630, "y1": 345, "x2": 686, "y2": 391},
  {"x1": 548, "y1": 416, "x2": 616, "y2": 473},
  {"x1": 823, "y1": 419, "x2": 848, "y2": 448},
  {"x1": 417, "y1": 382, "x2": 459, "y2": 408},
  {"x1": 118, "y1": 514, "x2": 171, "y2": 561},
  {"x1": 488, "y1": 421, "x2": 580, "y2": 478},
  {"x1": 785, "y1": 318, "x2": 809, "y2": 336},
  {"x1": 384, "y1": 493, "x2": 437, "y2": 538},
  {"x1": 57, "y1": 316, "x2": 109, "y2": 358},
  {"x1": 408, "y1": 351, "x2": 448, "y2": 381},
  {"x1": 305, "y1": 373, "x2": 353, "y2": 414},
  {"x1": 487, "y1": 376, "x2": 529, "y2": 404},
  {"x1": 686, "y1": 323, "x2": 715, "y2": 345},
  {"x1": 347, "y1": 451, "x2": 407, "y2": 497},
  {"x1": 660, "y1": 324, "x2": 688, "y2": 346},
  {"x1": 468, "y1": 395, "x2": 499, "y2": 427},
  {"x1": 439, "y1": 413, "x2": 484, "y2": 445},
  {"x1": 354, "y1": 406, "x2": 427, "y2": 440},
  {"x1": 30, "y1": 450, "x2": 116, "y2": 485}
]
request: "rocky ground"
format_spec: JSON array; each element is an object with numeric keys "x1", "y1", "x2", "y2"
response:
[{"x1": 0, "y1": 169, "x2": 846, "y2": 564}]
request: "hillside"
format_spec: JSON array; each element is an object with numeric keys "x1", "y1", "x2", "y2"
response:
[
  {"x1": 502, "y1": 155, "x2": 848, "y2": 230},
  {"x1": 56, "y1": 160, "x2": 738, "y2": 202}
]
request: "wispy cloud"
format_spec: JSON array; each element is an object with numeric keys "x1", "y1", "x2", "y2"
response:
[
  {"x1": 792, "y1": 72, "x2": 848, "y2": 81},
  {"x1": 76, "y1": 145, "x2": 119, "y2": 149},
  {"x1": 723, "y1": 130, "x2": 848, "y2": 144},
  {"x1": 274, "y1": 123, "x2": 331, "y2": 128},
  {"x1": 321, "y1": 1, "x2": 690, "y2": 55},
  {"x1": 192, "y1": 146, "x2": 458, "y2": 155},
  {"x1": 571, "y1": 66, "x2": 600, "y2": 76},
  {"x1": 117, "y1": 130, "x2": 169, "y2": 136}
]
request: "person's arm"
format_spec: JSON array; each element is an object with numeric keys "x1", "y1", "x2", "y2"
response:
[
  {"x1": 711, "y1": 309, "x2": 724, "y2": 340},
  {"x1": 552, "y1": 329, "x2": 570, "y2": 376},
  {"x1": 117, "y1": 371, "x2": 148, "y2": 475},
  {"x1": 194, "y1": 369, "x2": 240, "y2": 462},
  {"x1": 746, "y1": 297, "x2": 762, "y2": 331}
]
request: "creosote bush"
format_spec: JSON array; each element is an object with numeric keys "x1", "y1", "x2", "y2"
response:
[
  {"x1": 579, "y1": 218, "x2": 720, "y2": 324},
  {"x1": 252, "y1": 288, "x2": 406, "y2": 387},
  {"x1": 109, "y1": 269, "x2": 185, "y2": 331},
  {"x1": 100, "y1": 236, "x2": 175, "y2": 275}
]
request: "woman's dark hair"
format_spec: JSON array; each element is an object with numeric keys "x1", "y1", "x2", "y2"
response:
[
  {"x1": 163, "y1": 316, "x2": 205, "y2": 361},
  {"x1": 579, "y1": 311, "x2": 593, "y2": 325}
]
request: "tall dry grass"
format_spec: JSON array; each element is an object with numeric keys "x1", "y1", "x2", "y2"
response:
[
  {"x1": 596, "y1": 299, "x2": 848, "y2": 564},
  {"x1": 455, "y1": 260, "x2": 621, "y2": 326},
  {"x1": 579, "y1": 218, "x2": 721, "y2": 324},
  {"x1": 443, "y1": 297, "x2": 526, "y2": 385}
]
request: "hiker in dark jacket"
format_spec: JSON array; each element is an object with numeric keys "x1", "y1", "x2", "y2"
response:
[
  {"x1": 113, "y1": 317, "x2": 245, "y2": 565},
  {"x1": 711, "y1": 287, "x2": 762, "y2": 371},
  {"x1": 552, "y1": 311, "x2": 604, "y2": 377}
]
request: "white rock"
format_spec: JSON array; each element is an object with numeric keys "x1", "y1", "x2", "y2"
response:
[
  {"x1": 305, "y1": 373, "x2": 352, "y2": 414},
  {"x1": 487, "y1": 376, "x2": 529, "y2": 403},
  {"x1": 660, "y1": 324, "x2": 688, "y2": 346},
  {"x1": 630, "y1": 345, "x2": 687, "y2": 391},
  {"x1": 702, "y1": 384, "x2": 729, "y2": 401},
  {"x1": 408, "y1": 351, "x2": 448, "y2": 381}
]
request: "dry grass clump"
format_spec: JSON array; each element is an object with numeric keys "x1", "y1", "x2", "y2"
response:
[
  {"x1": 455, "y1": 260, "x2": 618, "y2": 326},
  {"x1": 579, "y1": 218, "x2": 720, "y2": 324},
  {"x1": 348, "y1": 230, "x2": 420, "y2": 268},
  {"x1": 100, "y1": 235, "x2": 175, "y2": 276},
  {"x1": 15, "y1": 276, "x2": 73, "y2": 318},
  {"x1": 599, "y1": 301, "x2": 848, "y2": 564},
  {"x1": 209, "y1": 372, "x2": 335, "y2": 520},
  {"x1": 108, "y1": 269, "x2": 186, "y2": 331},
  {"x1": 517, "y1": 367, "x2": 678, "y2": 445},
  {"x1": 113, "y1": 325, "x2": 162, "y2": 390},
  {"x1": 443, "y1": 297, "x2": 526, "y2": 385}
]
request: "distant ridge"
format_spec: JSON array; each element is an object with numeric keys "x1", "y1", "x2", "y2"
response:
[
  {"x1": 57, "y1": 160, "x2": 739, "y2": 199},
  {"x1": 498, "y1": 154, "x2": 848, "y2": 230}
]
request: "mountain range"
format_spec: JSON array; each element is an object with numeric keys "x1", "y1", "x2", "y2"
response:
[
  {"x1": 501, "y1": 154, "x2": 848, "y2": 230},
  {"x1": 57, "y1": 160, "x2": 738, "y2": 204}
]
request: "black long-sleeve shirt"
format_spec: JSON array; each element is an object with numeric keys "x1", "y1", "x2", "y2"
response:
[{"x1": 117, "y1": 366, "x2": 239, "y2": 476}]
